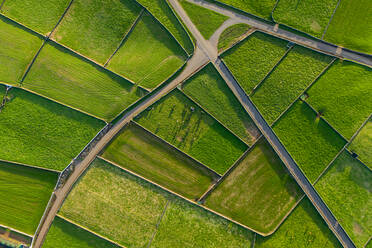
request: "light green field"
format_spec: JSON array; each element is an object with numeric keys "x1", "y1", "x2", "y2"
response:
[
  {"x1": 1, "y1": 0, "x2": 70, "y2": 34},
  {"x1": 107, "y1": 11, "x2": 186, "y2": 89},
  {"x1": 151, "y1": 198, "x2": 253, "y2": 248},
  {"x1": 205, "y1": 138, "x2": 303, "y2": 234},
  {"x1": 273, "y1": 101, "x2": 346, "y2": 182},
  {"x1": 307, "y1": 60, "x2": 372, "y2": 139},
  {"x1": 252, "y1": 45, "x2": 332, "y2": 124},
  {"x1": 325, "y1": 0, "x2": 372, "y2": 54},
  {"x1": 0, "y1": 160, "x2": 58, "y2": 235},
  {"x1": 316, "y1": 151, "x2": 371, "y2": 248},
  {"x1": 255, "y1": 198, "x2": 341, "y2": 248},
  {"x1": 23, "y1": 42, "x2": 145, "y2": 121},
  {"x1": 52, "y1": 0, "x2": 142, "y2": 64},
  {"x1": 273, "y1": 0, "x2": 339, "y2": 38},
  {"x1": 349, "y1": 118, "x2": 372, "y2": 168},
  {"x1": 218, "y1": 23, "x2": 250, "y2": 52},
  {"x1": 222, "y1": 32, "x2": 288, "y2": 95},
  {"x1": 102, "y1": 122, "x2": 216, "y2": 200},
  {"x1": 0, "y1": 16, "x2": 42, "y2": 84},
  {"x1": 0, "y1": 88, "x2": 103, "y2": 170},
  {"x1": 43, "y1": 216, "x2": 120, "y2": 248},
  {"x1": 135, "y1": 89, "x2": 247, "y2": 174}
]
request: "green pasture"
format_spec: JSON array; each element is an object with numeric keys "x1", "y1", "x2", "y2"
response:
[
  {"x1": 0, "y1": 85, "x2": 4, "y2": 99},
  {"x1": 218, "y1": 23, "x2": 250, "y2": 52},
  {"x1": 349, "y1": 118, "x2": 372, "y2": 168}
]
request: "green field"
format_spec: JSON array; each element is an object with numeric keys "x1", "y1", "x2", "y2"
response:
[
  {"x1": 52, "y1": 0, "x2": 142, "y2": 64},
  {"x1": 222, "y1": 32, "x2": 288, "y2": 95},
  {"x1": 205, "y1": 138, "x2": 303, "y2": 234},
  {"x1": 325, "y1": 0, "x2": 372, "y2": 54},
  {"x1": 136, "y1": 0, "x2": 194, "y2": 54},
  {"x1": 107, "y1": 11, "x2": 186, "y2": 89},
  {"x1": 0, "y1": 87, "x2": 103, "y2": 170},
  {"x1": 180, "y1": 0, "x2": 228, "y2": 39},
  {"x1": 218, "y1": 23, "x2": 250, "y2": 52},
  {"x1": 316, "y1": 151, "x2": 371, "y2": 247},
  {"x1": 23, "y1": 42, "x2": 145, "y2": 121},
  {"x1": 1, "y1": 0, "x2": 70, "y2": 34},
  {"x1": 151, "y1": 198, "x2": 253, "y2": 247},
  {"x1": 182, "y1": 64, "x2": 260, "y2": 145},
  {"x1": 135, "y1": 89, "x2": 247, "y2": 174},
  {"x1": 349, "y1": 118, "x2": 372, "y2": 168},
  {"x1": 252, "y1": 45, "x2": 332, "y2": 124},
  {"x1": 273, "y1": 101, "x2": 346, "y2": 182},
  {"x1": 43, "y1": 216, "x2": 120, "y2": 248},
  {"x1": 102, "y1": 122, "x2": 216, "y2": 200},
  {"x1": 0, "y1": 160, "x2": 58, "y2": 235},
  {"x1": 273, "y1": 0, "x2": 339, "y2": 38},
  {"x1": 255, "y1": 198, "x2": 341, "y2": 248},
  {"x1": 0, "y1": 85, "x2": 5, "y2": 99},
  {"x1": 59, "y1": 158, "x2": 168, "y2": 247},
  {"x1": 307, "y1": 60, "x2": 372, "y2": 139},
  {"x1": 0, "y1": 16, "x2": 42, "y2": 84}
]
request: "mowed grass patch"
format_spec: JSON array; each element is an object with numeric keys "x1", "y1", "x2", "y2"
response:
[
  {"x1": 23, "y1": 42, "x2": 145, "y2": 121},
  {"x1": 182, "y1": 63, "x2": 260, "y2": 145},
  {"x1": 307, "y1": 60, "x2": 372, "y2": 139},
  {"x1": 255, "y1": 198, "x2": 341, "y2": 248},
  {"x1": 222, "y1": 32, "x2": 288, "y2": 94},
  {"x1": 252, "y1": 45, "x2": 332, "y2": 124},
  {"x1": 43, "y1": 216, "x2": 120, "y2": 248},
  {"x1": 151, "y1": 198, "x2": 253, "y2": 248},
  {"x1": 0, "y1": 88, "x2": 103, "y2": 170},
  {"x1": 0, "y1": 161, "x2": 58, "y2": 235},
  {"x1": 52, "y1": 0, "x2": 142, "y2": 64},
  {"x1": 349, "y1": 118, "x2": 372, "y2": 168},
  {"x1": 325, "y1": 0, "x2": 372, "y2": 54},
  {"x1": 0, "y1": 16, "x2": 42, "y2": 84},
  {"x1": 102, "y1": 122, "x2": 216, "y2": 200},
  {"x1": 59, "y1": 158, "x2": 168, "y2": 248},
  {"x1": 1, "y1": 0, "x2": 71, "y2": 34},
  {"x1": 135, "y1": 89, "x2": 247, "y2": 174},
  {"x1": 273, "y1": 101, "x2": 346, "y2": 182},
  {"x1": 273, "y1": 0, "x2": 339, "y2": 38},
  {"x1": 316, "y1": 151, "x2": 371, "y2": 247},
  {"x1": 205, "y1": 138, "x2": 303, "y2": 234},
  {"x1": 107, "y1": 11, "x2": 186, "y2": 89},
  {"x1": 218, "y1": 23, "x2": 250, "y2": 52}
]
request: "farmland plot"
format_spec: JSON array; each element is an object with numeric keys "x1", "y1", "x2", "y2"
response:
[
  {"x1": 349, "y1": 118, "x2": 372, "y2": 168},
  {"x1": 218, "y1": 23, "x2": 251, "y2": 52}
]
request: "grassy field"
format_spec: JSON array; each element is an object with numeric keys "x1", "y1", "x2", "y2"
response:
[
  {"x1": 102, "y1": 122, "x2": 216, "y2": 200},
  {"x1": 273, "y1": 101, "x2": 346, "y2": 182},
  {"x1": 349, "y1": 118, "x2": 372, "y2": 168},
  {"x1": 107, "y1": 11, "x2": 186, "y2": 89},
  {"x1": 151, "y1": 198, "x2": 253, "y2": 247},
  {"x1": 205, "y1": 138, "x2": 303, "y2": 234},
  {"x1": 43, "y1": 216, "x2": 120, "y2": 248},
  {"x1": 0, "y1": 88, "x2": 103, "y2": 170},
  {"x1": 135, "y1": 89, "x2": 247, "y2": 174},
  {"x1": 315, "y1": 151, "x2": 371, "y2": 247},
  {"x1": 273, "y1": 0, "x2": 339, "y2": 38},
  {"x1": 59, "y1": 158, "x2": 169, "y2": 247},
  {"x1": 218, "y1": 23, "x2": 250, "y2": 52},
  {"x1": 222, "y1": 32, "x2": 288, "y2": 95},
  {"x1": 1, "y1": 0, "x2": 71, "y2": 34},
  {"x1": 136, "y1": 0, "x2": 194, "y2": 54},
  {"x1": 23, "y1": 42, "x2": 145, "y2": 121},
  {"x1": 255, "y1": 198, "x2": 341, "y2": 248},
  {"x1": 252, "y1": 45, "x2": 332, "y2": 124},
  {"x1": 307, "y1": 60, "x2": 372, "y2": 139},
  {"x1": 0, "y1": 16, "x2": 42, "y2": 84},
  {"x1": 0, "y1": 160, "x2": 58, "y2": 235},
  {"x1": 52, "y1": 0, "x2": 143, "y2": 64},
  {"x1": 182, "y1": 64, "x2": 260, "y2": 145},
  {"x1": 180, "y1": 0, "x2": 228, "y2": 39},
  {"x1": 325, "y1": 0, "x2": 372, "y2": 54},
  {"x1": 0, "y1": 84, "x2": 5, "y2": 99}
]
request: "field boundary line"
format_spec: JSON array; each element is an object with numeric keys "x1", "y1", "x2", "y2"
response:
[
  {"x1": 20, "y1": 40, "x2": 47, "y2": 84},
  {"x1": 363, "y1": 236, "x2": 372, "y2": 248},
  {"x1": 146, "y1": 200, "x2": 170, "y2": 248},
  {"x1": 347, "y1": 114, "x2": 371, "y2": 145},
  {"x1": 48, "y1": 0, "x2": 75, "y2": 38},
  {"x1": 345, "y1": 148, "x2": 372, "y2": 173},
  {"x1": 0, "y1": 84, "x2": 10, "y2": 110},
  {"x1": 218, "y1": 27, "x2": 256, "y2": 55},
  {"x1": 321, "y1": 0, "x2": 341, "y2": 40},
  {"x1": 219, "y1": 28, "x2": 258, "y2": 57},
  {"x1": 0, "y1": 13, "x2": 45, "y2": 38},
  {"x1": 251, "y1": 232, "x2": 256, "y2": 248},
  {"x1": 32, "y1": 193, "x2": 56, "y2": 246},
  {"x1": 0, "y1": 0, "x2": 6, "y2": 11},
  {"x1": 270, "y1": 0, "x2": 280, "y2": 21},
  {"x1": 0, "y1": 159, "x2": 60, "y2": 174},
  {"x1": 0, "y1": 224, "x2": 33, "y2": 239}
]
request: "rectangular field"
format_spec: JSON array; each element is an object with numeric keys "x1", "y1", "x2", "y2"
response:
[
  {"x1": 182, "y1": 63, "x2": 260, "y2": 145},
  {"x1": 205, "y1": 138, "x2": 303, "y2": 234},
  {"x1": 0, "y1": 87, "x2": 104, "y2": 170},
  {"x1": 0, "y1": 160, "x2": 58, "y2": 235},
  {"x1": 252, "y1": 45, "x2": 332, "y2": 124},
  {"x1": 135, "y1": 89, "x2": 248, "y2": 174},
  {"x1": 349, "y1": 118, "x2": 372, "y2": 168},
  {"x1": 273, "y1": 100, "x2": 346, "y2": 182},
  {"x1": 315, "y1": 151, "x2": 372, "y2": 247},
  {"x1": 101, "y1": 122, "x2": 216, "y2": 200},
  {"x1": 218, "y1": 23, "x2": 251, "y2": 52}
]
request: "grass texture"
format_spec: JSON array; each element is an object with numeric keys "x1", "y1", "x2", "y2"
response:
[
  {"x1": 349, "y1": 118, "x2": 372, "y2": 168},
  {"x1": 218, "y1": 23, "x2": 250, "y2": 52}
]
